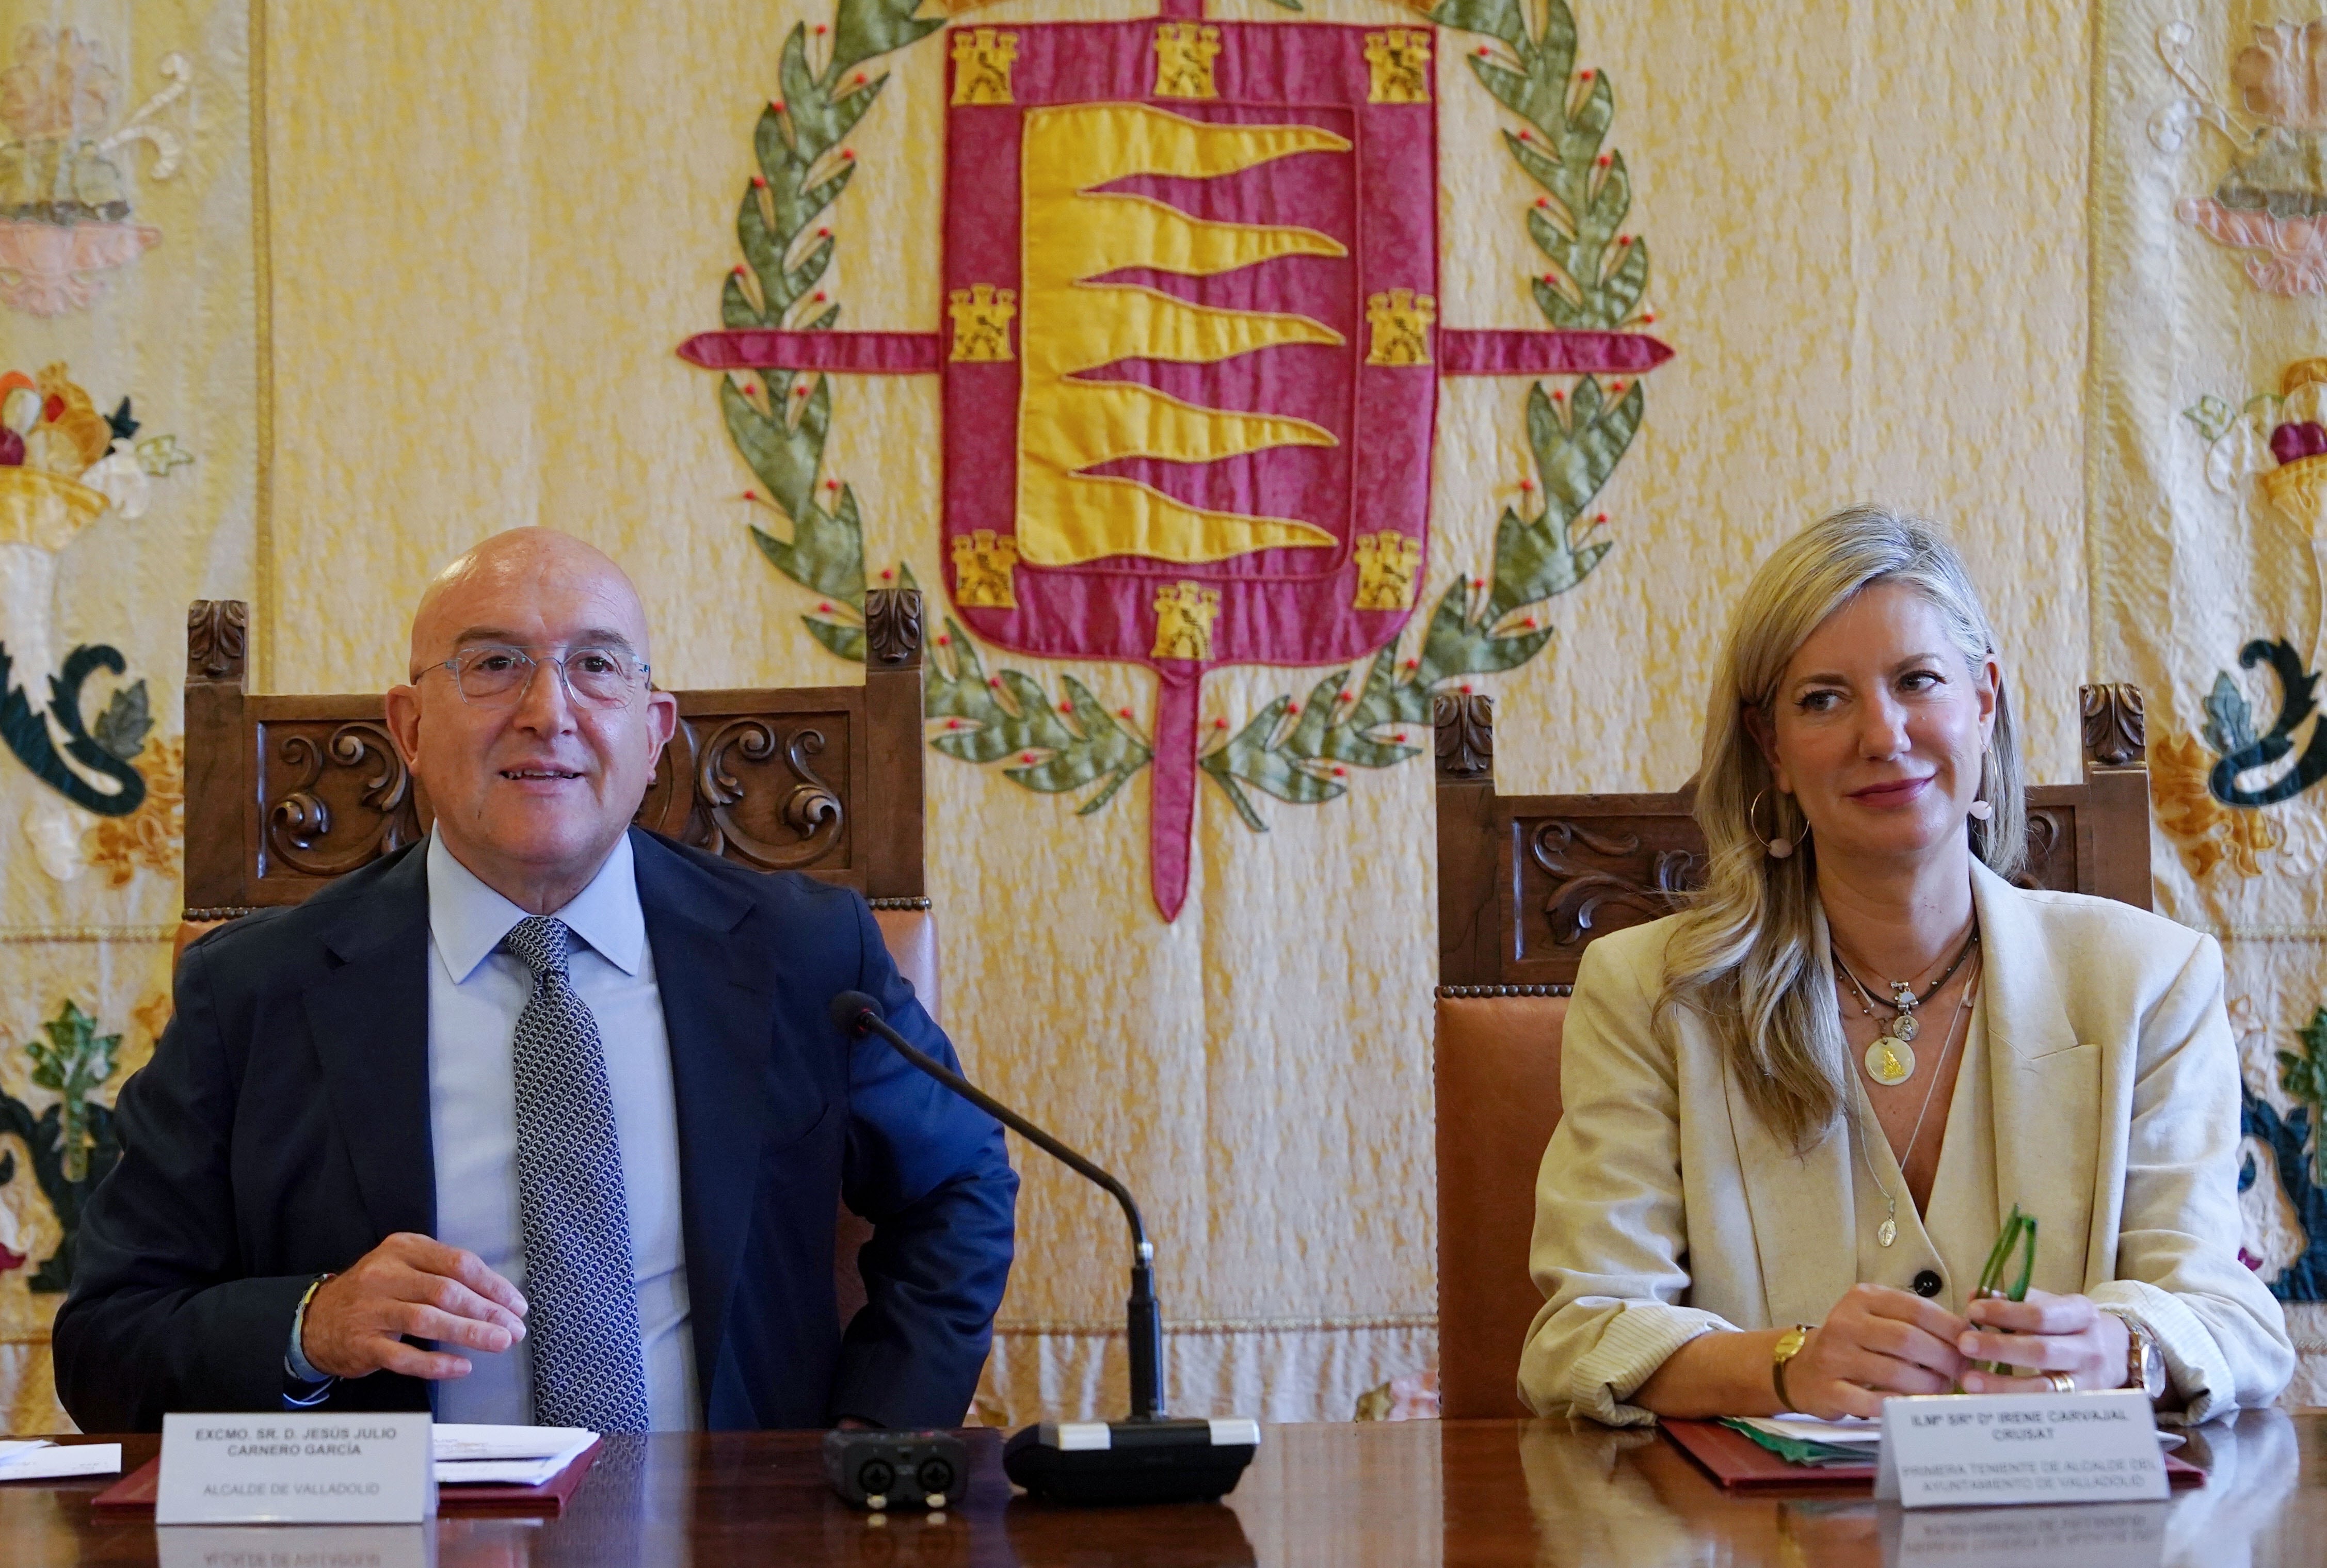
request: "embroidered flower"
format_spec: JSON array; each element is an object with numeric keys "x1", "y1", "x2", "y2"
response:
[
  {"x1": 19, "y1": 796, "x2": 86, "y2": 883},
  {"x1": 2205, "y1": 405, "x2": 2275, "y2": 494},
  {"x1": 2231, "y1": 22, "x2": 2327, "y2": 130},
  {"x1": 84, "y1": 735, "x2": 182, "y2": 886},
  {"x1": 34, "y1": 361, "x2": 111, "y2": 470},
  {"x1": 2152, "y1": 728, "x2": 2278, "y2": 878},
  {"x1": 80, "y1": 437, "x2": 148, "y2": 517},
  {"x1": 0, "y1": 27, "x2": 114, "y2": 142}
]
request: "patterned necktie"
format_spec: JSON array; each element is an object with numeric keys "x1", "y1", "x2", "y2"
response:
[{"x1": 502, "y1": 915, "x2": 652, "y2": 1433}]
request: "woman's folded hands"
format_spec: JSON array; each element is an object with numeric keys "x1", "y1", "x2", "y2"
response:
[
  {"x1": 1779, "y1": 1283, "x2": 2130, "y2": 1416},
  {"x1": 1954, "y1": 1288, "x2": 2129, "y2": 1395},
  {"x1": 1782, "y1": 1283, "x2": 1969, "y2": 1419}
]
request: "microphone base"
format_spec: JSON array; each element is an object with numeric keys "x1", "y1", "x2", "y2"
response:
[{"x1": 1003, "y1": 1418, "x2": 1259, "y2": 1506}]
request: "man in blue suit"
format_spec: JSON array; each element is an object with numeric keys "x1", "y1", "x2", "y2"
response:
[{"x1": 55, "y1": 528, "x2": 1016, "y2": 1432}]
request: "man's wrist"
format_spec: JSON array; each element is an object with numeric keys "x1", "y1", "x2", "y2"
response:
[{"x1": 285, "y1": 1273, "x2": 337, "y2": 1389}]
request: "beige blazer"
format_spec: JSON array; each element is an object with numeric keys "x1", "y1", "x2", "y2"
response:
[{"x1": 1519, "y1": 860, "x2": 2293, "y2": 1425}]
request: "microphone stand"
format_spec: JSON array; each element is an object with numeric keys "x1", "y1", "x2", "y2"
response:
[{"x1": 831, "y1": 991, "x2": 1256, "y2": 1504}]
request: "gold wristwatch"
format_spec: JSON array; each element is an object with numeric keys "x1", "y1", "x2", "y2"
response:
[
  {"x1": 2101, "y1": 1307, "x2": 2165, "y2": 1401},
  {"x1": 1772, "y1": 1324, "x2": 1814, "y2": 1412}
]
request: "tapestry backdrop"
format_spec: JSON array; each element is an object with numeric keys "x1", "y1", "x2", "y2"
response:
[
  {"x1": 2092, "y1": 1, "x2": 2327, "y2": 1400},
  {"x1": 0, "y1": 0, "x2": 252, "y2": 1429},
  {"x1": 0, "y1": 0, "x2": 2115, "y2": 1430}
]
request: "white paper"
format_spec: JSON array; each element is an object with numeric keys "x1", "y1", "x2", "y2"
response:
[
  {"x1": 1742, "y1": 1415, "x2": 1884, "y2": 1447},
  {"x1": 436, "y1": 1457, "x2": 570, "y2": 1486},
  {"x1": 431, "y1": 1422, "x2": 596, "y2": 1462},
  {"x1": 0, "y1": 1442, "x2": 121, "y2": 1480},
  {"x1": 1751, "y1": 1413, "x2": 2183, "y2": 1450},
  {"x1": 1874, "y1": 1391, "x2": 2169, "y2": 1508},
  {"x1": 437, "y1": 1423, "x2": 596, "y2": 1479}
]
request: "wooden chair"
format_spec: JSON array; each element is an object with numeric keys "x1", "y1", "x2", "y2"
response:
[
  {"x1": 1430, "y1": 685, "x2": 2153, "y2": 1419},
  {"x1": 174, "y1": 591, "x2": 939, "y2": 1321}
]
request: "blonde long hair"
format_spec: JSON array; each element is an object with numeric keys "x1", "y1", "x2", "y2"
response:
[{"x1": 1658, "y1": 506, "x2": 2026, "y2": 1151}]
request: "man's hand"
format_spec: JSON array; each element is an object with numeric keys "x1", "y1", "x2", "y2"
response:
[
  {"x1": 302, "y1": 1234, "x2": 528, "y2": 1381},
  {"x1": 1785, "y1": 1283, "x2": 1971, "y2": 1419},
  {"x1": 1955, "y1": 1288, "x2": 2129, "y2": 1394}
]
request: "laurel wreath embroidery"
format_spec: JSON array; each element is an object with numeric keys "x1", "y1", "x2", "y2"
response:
[{"x1": 717, "y1": 0, "x2": 1646, "y2": 825}]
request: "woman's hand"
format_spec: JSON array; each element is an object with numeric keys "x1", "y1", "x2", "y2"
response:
[
  {"x1": 1954, "y1": 1288, "x2": 2128, "y2": 1394},
  {"x1": 1784, "y1": 1284, "x2": 1970, "y2": 1419}
]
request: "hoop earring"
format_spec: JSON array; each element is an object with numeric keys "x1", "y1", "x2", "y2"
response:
[
  {"x1": 1967, "y1": 746, "x2": 1995, "y2": 822},
  {"x1": 1750, "y1": 789, "x2": 1799, "y2": 859}
]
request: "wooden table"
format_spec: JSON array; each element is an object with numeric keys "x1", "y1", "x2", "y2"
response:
[{"x1": 5, "y1": 1412, "x2": 2322, "y2": 1565}]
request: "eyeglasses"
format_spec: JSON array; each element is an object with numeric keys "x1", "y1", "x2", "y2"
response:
[{"x1": 427, "y1": 645, "x2": 650, "y2": 710}]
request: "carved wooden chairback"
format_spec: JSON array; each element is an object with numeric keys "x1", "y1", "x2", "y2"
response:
[
  {"x1": 181, "y1": 591, "x2": 932, "y2": 922},
  {"x1": 1429, "y1": 684, "x2": 2152, "y2": 1419}
]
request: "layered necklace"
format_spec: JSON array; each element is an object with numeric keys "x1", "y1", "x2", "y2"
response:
[
  {"x1": 1831, "y1": 925, "x2": 1981, "y2": 1087},
  {"x1": 1851, "y1": 957, "x2": 1981, "y2": 1247}
]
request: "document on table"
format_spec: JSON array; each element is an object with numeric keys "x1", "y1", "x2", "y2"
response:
[
  {"x1": 432, "y1": 1423, "x2": 599, "y2": 1486},
  {"x1": 1744, "y1": 1414, "x2": 2185, "y2": 1450},
  {"x1": 1738, "y1": 1416, "x2": 1882, "y2": 1447},
  {"x1": 0, "y1": 1439, "x2": 123, "y2": 1480}
]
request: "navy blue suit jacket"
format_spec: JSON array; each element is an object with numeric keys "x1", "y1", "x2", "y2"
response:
[{"x1": 54, "y1": 828, "x2": 1017, "y2": 1432}]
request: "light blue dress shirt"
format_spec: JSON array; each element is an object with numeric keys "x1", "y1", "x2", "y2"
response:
[{"x1": 418, "y1": 829, "x2": 700, "y2": 1429}]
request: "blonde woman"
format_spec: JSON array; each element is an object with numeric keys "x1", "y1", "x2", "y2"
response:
[{"x1": 1519, "y1": 507, "x2": 2291, "y2": 1425}]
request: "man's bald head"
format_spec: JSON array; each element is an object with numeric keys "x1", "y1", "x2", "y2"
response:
[
  {"x1": 408, "y1": 527, "x2": 653, "y2": 680},
  {"x1": 385, "y1": 526, "x2": 676, "y2": 914}
]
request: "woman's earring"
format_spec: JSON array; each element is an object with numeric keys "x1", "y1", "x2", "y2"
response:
[
  {"x1": 1750, "y1": 789, "x2": 1796, "y2": 859},
  {"x1": 1967, "y1": 747, "x2": 1995, "y2": 821}
]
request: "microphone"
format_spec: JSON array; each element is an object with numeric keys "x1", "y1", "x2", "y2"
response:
[{"x1": 828, "y1": 989, "x2": 1259, "y2": 1506}]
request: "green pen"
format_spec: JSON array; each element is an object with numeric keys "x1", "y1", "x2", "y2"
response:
[{"x1": 1968, "y1": 1204, "x2": 2037, "y2": 1378}]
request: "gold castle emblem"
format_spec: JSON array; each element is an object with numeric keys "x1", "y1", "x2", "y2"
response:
[
  {"x1": 1364, "y1": 30, "x2": 1432, "y2": 104},
  {"x1": 1365, "y1": 290, "x2": 1436, "y2": 366},
  {"x1": 951, "y1": 29, "x2": 1019, "y2": 106},
  {"x1": 1352, "y1": 530, "x2": 1422, "y2": 611},
  {"x1": 951, "y1": 529, "x2": 1020, "y2": 609},
  {"x1": 1153, "y1": 23, "x2": 1223, "y2": 100},
  {"x1": 948, "y1": 285, "x2": 1017, "y2": 362},
  {"x1": 1151, "y1": 581, "x2": 1222, "y2": 661}
]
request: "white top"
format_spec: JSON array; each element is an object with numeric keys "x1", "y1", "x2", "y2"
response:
[{"x1": 424, "y1": 829, "x2": 699, "y2": 1430}]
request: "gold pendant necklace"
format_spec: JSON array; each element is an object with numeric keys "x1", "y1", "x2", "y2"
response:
[
  {"x1": 1864, "y1": 1034, "x2": 1916, "y2": 1088},
  {"x1": 1834, "y1": 930, "x2": 1978, "y2": 1088},
  {"x1": 1865, "y1": 980, "x2": 1920, "y2": 1085},
  {"x1": 1851, "y1": 966, "x2": 1979, "y2": 1249}
]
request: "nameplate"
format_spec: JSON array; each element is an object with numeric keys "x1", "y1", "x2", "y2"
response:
[
  {"x1": 155, "y1": 1413, "x2": 437, "y2": 1525},
  {"x1": 156, "y1": 1524, "x2": 436, "y2": 1568},
  {"x1": 1879, "y1": 1500, "x2": 2167, "y2": 1567},
  {"x1": 1874, "y1": 1391, "x2": 2167, "y2": 1508}
]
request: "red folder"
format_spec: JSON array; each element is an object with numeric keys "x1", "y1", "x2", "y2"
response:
[
  {"x1": 1659, "y1": 1419, "x2": 2204, "y2": 1494},
  {"x1": 90, "y1": 1438, "x2": 601, "y2": 1517}
]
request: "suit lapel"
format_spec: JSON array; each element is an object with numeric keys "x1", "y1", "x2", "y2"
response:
[
  {"x1": 302, "y1": 847, "x2": 437, "y2": 1241},
  {"x1": 1724, "y1": 1057, "x2": 1858, "y2": 1327},
  {"x1": 631, "y1": 830, "x2": 774, "y2": 1410},
  {"x1": 1972, "y1": 862, "x2": 2098, "y2": 1294},
  {"x1": 1719, "y1": 898, "x2": 1857, "y2": 1325}
]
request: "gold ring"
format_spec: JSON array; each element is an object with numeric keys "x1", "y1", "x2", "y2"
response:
[{"x1": 2046, "y1": 1372, "x2": 2075, "y2": 1394}]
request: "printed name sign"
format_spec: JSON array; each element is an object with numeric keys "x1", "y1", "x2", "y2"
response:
[
  {"x1": 1880, "y1": 1500, "x2": 2168, "y2": 1568},
  {"x1": 155, "y1": 1413, "x2": 436, "y2": 1525},
  {"x1": 155, "y1": 1524, "x2": 436, "y2": 1568},
  {"x1": 1874, "y1": 1391, "x2": 2168, "y2": 1509}
]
